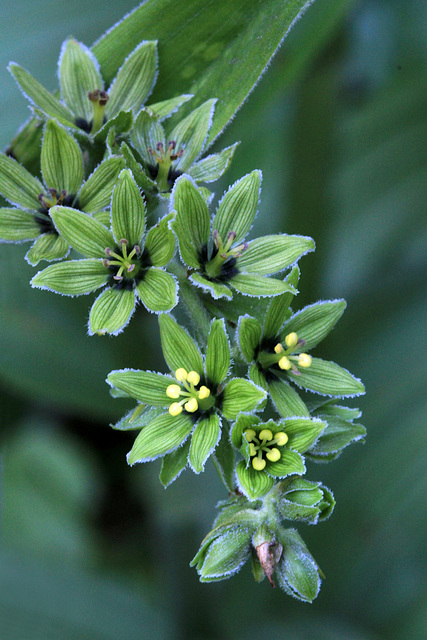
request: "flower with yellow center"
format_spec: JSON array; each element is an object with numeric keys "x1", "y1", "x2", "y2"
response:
[{"x1": 166, "y1": 368, "x2": 213, "y2": 416}]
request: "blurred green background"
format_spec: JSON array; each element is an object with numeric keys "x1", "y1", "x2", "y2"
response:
[{"x1": 0, "y1": 0, "x2": 426, "y2": 638}]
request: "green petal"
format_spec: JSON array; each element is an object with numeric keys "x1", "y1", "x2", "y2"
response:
[
  {"x1": 187, "y1": 143, "x2": 239, "y2": 183},
  {"x1": 130, "y1": 109, "x2": 165, "y2": 165},
  {"x1": 268, "y1": 378, "x2": 309, "y2": 418},
  {"x1": 78, "y1": 156, "x2": 125, "y2": 213},
  {"x1": 168, "y1": 99, "x2": 216, "y2": 172},
  {"x1": 144, "y1": 213, "x2": 176, "y2": 266},
  {"x1": 189, "y1": 273, "x2": 232, "y2": 299},
  {"x1": 236, "y1": 461, "x2": 274, "y2": 501},
  {"x1": 237, "y1": 315, "x2": 262, "y2": 362},
  {"x1": 59, "y1": 38, "x2": 103, "y2": 121},
  {"x1": 120, "y1": 142, "x2": 157, "y2": 192},
  {"x1": 264, "y1": 266, "x2": 300, "y2": 339},
  {"x1": 111, "y1": 169, "x2": 145, "y2": 245},
  {"x1": 307, "y1": 416, "x2": 366, "y2": 458},
  {"x1": 160, "y1": 439, "x2": 191, "y2": 487},
  {"x1": 189, "y1": 414, "x2": 221, "y2": 473},
  {"x1": 107, "y1": 41, "x2": 158, "y2": 117},
  {"x1": 275, "y1": 530, "x2": 321, "y2": 603},
  {"x1": 128, "y1": 412, "x2": 193, "y2": 464},
  {"x1": 230, "y1": 274, "x2": 292, "y2": 297},
  {"x1": 50, "y1": 206, "x2": 115, "y2": 257},
  {"x1": 197, "y1": 526, "x2": 252, "y2": 580},
  {"x1": 148, "y1": 94, "x2": 193, "y2": 121},
  {"x1": 238, "y1": 235, "x2": 315, "y2": 276},
  {"x1": 206, "y1": 319, "x2": 230, "y2": 386},
  {"x1": 266, "y1": 449, "x2": 306, "y2": 478},
  {"x1": 212, "y1": 170, "x2": 261, "y2": 244},
  {"x1": 288, "y1": 357, "x2": 365, "y2": 397},
  {"x1": 31, "y1": 259, "x2": 107, "y2": 295},
  {"x1": 213, "y1": 427, "x2": 236, "y2": 492},
  {"x1": 248, "y1": 364, "x2": 268, "y2": 391},
  {"x1": 280, "y1": 300, "x2": 346, "y2": 352},
  {"x1": 0, "y1": 208, "x2": 40, "y2": 241},
  {"x1": 107, "y1": 369, "x2": 173, "y2": 405},
  {"x1": 136, "y1": 268, "x2": 177, "y2": 312},
  {"x1": 93, "y1": 211, "x2": 111, "y2": 227},
  {"x1": 221, "y1": 378, "x2": 266, "y2": 421},
  {"x1": 26, "y1": 234, "x2": 69, "y2": 266},
  {"x1": 41, "y1": 120, "x2": 84, "y2": 194},
  {"x1": 171, "y1": 176, "x2": 210, "y2": 268},
  {"x1": 94, "y1": 109, "x2": 134, "y2": 144},
  {"x1": 231, "y1": 414, "x2": 261, "y2": 449},
  {"x1": 89, "y1": 287, "x2": 136, "y2": 336},
  {"x1": 8, "y1": 63, "x2": 75, "y2": 126},
  {"x1": 0, "y1": 152, "x2": 43, "y2": 209},
  {"x1": 159, "y1": 314, "x2": 204, "y2": 375},
  {"x1": 112, "y1": 405, "x2": 165, "y2": 431},
  {"x1": 281, "y1": 418, "x2": 326, "y2": 454}
]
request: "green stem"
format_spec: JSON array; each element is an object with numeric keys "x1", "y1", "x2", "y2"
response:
[{"x1": 168, "y1": 262, "x2": 212, "y2": 346}]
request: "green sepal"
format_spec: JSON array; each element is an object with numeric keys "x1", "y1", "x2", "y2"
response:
[
  {"x1": 145, "y1": 213, "x2": 176, "y2": 266},
  {"x1": 213, "y1": 426, "x2": 235, "y2": 492},
  {"x1": 160, "y1": 439, "x2": 191, "y2": 487},
  {"x1": 78, "y1": 156, "x2": 126, "y2": 213},
  {"x1": 106, "y1": 41, "x2": 158, "y2": 117},
  {"x1": 120, "y1": 142, "x2": 156, "y2": 192},
  {"x1": 169, "y1": 99, "x2": 216, "y2": 172},
  {"x1": 264, "y1": 449, "x2": 305, "y2": 479},
  {"x1": 306, "y1": 415, "x2": 366, "y2": 460},
  {"x1": 89, "y1": 287, "x2": 136, "y2": 335},
  {"x1": 280, "y1": 300, "x2": 346, "y2": 351},
  {"x1": 0, "y1": 152, "x2": 43, "y2": 209},
  {"x1": 41, "y1": 120, "x2": 83, "y2": 195},
  {"x1": 282, "y1": 418, "x2": 326, "y2": 454},
  {"x1": 231, "y1": 413, "x2": 261, "y2": 449},
  {"x1": 189, "y1": 273, "x2": 232, "y2": 299},
  {"x1": 264, "y1": 266, "x2": 300, "y2": 339},
  {"x1": 50, "y1": 206, "x2": 114, "y2": 257},
  {"x1": 188, "y1": 143, "x2": 239, "y2": 183},
  {"x1": 31, "y1": 259, "x2": 107, "y2": 295},
  {"x1": 171, "y1": 176, "x2": 210, "y2": 268},
  {"x1": 237, "y1": 315, "x2": 262, "y2": 362},
  {"x1": 0, "y1": 208, "x2": 40, "y2": 241},
  {"x1": 94, "y1": 110, "x2": 133, "y2": 144},
  {"x1": 205, "y1": 318, "x2": 230, "y2": 386},
  {"x1": 230, "y1": 274, "x2": 293, "y2": 297},
  {"x1": 106, "y1": 369, "x2": 173, "y2": 405},
  {"x1": 130, "y1": 109, "x2": 165, "y2": 165},
  {"x1": 147, "y1": 94, "x2": 193, "y2": 121},
  {"x1": 159, "y1": 314, "x2": 204, "y2": 375},
  {"x1": 93, "y1": 211, "x2": 111, "y2": 227},
  {"x1": 59, "y1": 38, "x2": 103, "y2": 122},
  {"x1": 212, "y1": 170, "x2": 260, "y2": 244},
  {"x1": 112, "y1": 405, "x2": 164, "y2": 431},
  {"x1": 248, "y1": 365, "x2": 268, "y2": 391},
  {"x1": 221, "y1": 378, "x2": 266, "y2": 420},
  {"x1": 189, "y1": 413, "x2": 221, "y2": 474},
  {"x1": 288, "y1": 357, "x2": 365, "y2": 397},
  {"x1": 127, "y1": 412, "x2": 193, "y2": 464},
  {"x1": 236, "y1": 460, "x2": 274, "y2": 501},
  {"x1": 268, "y1": 378, "x2": 309, "y2": 418},
  {"x1": 111, "y1": 169, "x2": 145, "y2": 245},
  {"x1": 277, "y1": 478, "x2": 335, "y2": 525},
  {"x1": 311, "y1": 399, "x2": 362, "y2": 421},
  {"x1": 196, "y1": 525, "x2": 252, "y2": 579},
  {"x1": 136, "y1": 268, "x2": 177, "y2": 312},
  {"x1": 238, "y1": 235, "x2": 315, "y2": 276},
  {"x1": 275, "y1": 529, "x2": 321, "y2": 603},
  {"x1": 26, "y1": 233, "x2": 69, "y2": 266}
]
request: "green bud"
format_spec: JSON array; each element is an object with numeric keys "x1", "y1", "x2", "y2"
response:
[{"x1": 277, "y1": 478, "x2": 335, "y2": 524}]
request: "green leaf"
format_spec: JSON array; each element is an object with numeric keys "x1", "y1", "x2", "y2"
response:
[
  {"x1": 31, "y1": 259, "x2": 107, "y2": 296},
  {"x1": 127, "y1": 412, "x2": 193, "y2": 464},
  {"x1": 212, "y1": 171, "x2": 261, "y2": 244},
  {"x1": 106, "y1": 41, "x2": 158, "y2": 117},
  {"x1": 50, "y1": 206, "x2": 114, "y2": 257},
  {"x1": 267, "y1": 449, "x2": 306, "y2": 478},
  {"x1": 136, "y1": 268, "x2": 177, "y2": 312},
  {"x1": 158, "y1": 314, "x2": 204, "y2": 375},
  {"x1": 160, "y1": 439, "x2": 191, "y2": 486},
  {"x1": 288, "y1": 357, "x2": 365, "y2": 397},
  {"x1": 238, "y1": 234, "x2": 315, "y2": 275},
  {"x1": 171, "y1": 176, "x2": 210, "y2": 268},
  {"x1": 41, "y1": 120, "x2": 83, "y2": 195},
  {"x1": 276, "y1": 529, "x2": 321, "y2": 603},
  {"x1": 89, "y1": 287, "x2": 136, "y2": 336},
  {"x1": 230, "y1": 273, "x2": 292, "y2": 297},
  {"x1": 281, "y1": 300, "x2": 346, "y2": 351},
  {"x1": 130, "y1": 109, "x2": 165, "y2": 166},
  {"x1": 107, "y1": 370, "x2": 173, "y2": 406},
  {"x1": 111, "y1": 169, "x2": 145, "y2": 245},
  {"x1": 169, "y1": 100, "x2": 216, "y2": 172},
  {"x1": 205, "y1": 319, "x2": 230, "y2": 386},
  {"x1": 263, "y1": 266, "x2": 300, "y2": 339},
  {"x1": 268, "y1": 378, "x2": 309, "y2": 418},
  {"x1": 148, "y1": 94, "x2": 193, "y2": 121},
  {"x1": 78, "y1": 156, "x2": 125, "y2": 213},
  {"x1": 187, "y1": 143, "x2": 239, "y2": 183},
  {"x1": 26, "y1": 233, "x2": 69, "y2": 266},
  {"x1": 236, "y1": 460, "x2": 274, "y2": 500},
  {"x1": 237, "y1": 315, "x2": 262, "y2": 362},
  {"x1": 0, "y1": 152, "x2": 43, "y2": 209},
  {"x1": 0, "y1": 208, "x2": 40, "y2": 241},
  {"x1": 221, "y1": 378, "x2": 265, "y2": 420},
  {"x1": 189, "y1": 413, "x2": 221, "y2": 473},
  {"x1": 189, "y1": 273, "x2": 232, "y2": 299},
  {"x1": 144, "y1": 213, "x2": 176, "y2": 267},
  {"x1": 59, "y1": 38, "x2": 103, "y2": 122},
  {"x1": 281, "y1": 418, "x2": 326, "y2": 453}
]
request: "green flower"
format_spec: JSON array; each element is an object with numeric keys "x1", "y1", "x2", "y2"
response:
[
  {"x1": 171, "y1": 171, "x2": 315, "y2": 299},
  {"x1": 276, "y1": 477, "x2": 335, "y2": 524},
  {"x1": 9, "y1": 37, "x2": 159, "y2": 142},
  {"x1": 238, "y1": 274, "x2": 365, "y2": 417},
  {"x1": 231, "y1": 414, "x2": 325, "y2": 500},
  {"x1": 0, "y1": 119, "x2": 124, "y2": 265},
  {"x1": 106, "y1": 314, "x2": 266, "y2": 474},
  {"x1": 125, "y1": 100, "x2": 238, "y2": 194},
  {"x1": 31, "y1": 169, "x2": 178, "y2": 335}
]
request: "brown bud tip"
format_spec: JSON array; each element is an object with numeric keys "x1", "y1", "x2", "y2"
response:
[
  {"x1": 88, "y1": 89, "x2": 100, "y2": 101},
  {"x1": 168, "y1": 140, "x2": 176, "y2": 150},
  {"x1": 105, "y1": 247, "x2": 112, "y2": 256},
  {"x1": 99, "y1": 91, "x2": 109, "y2": 106},
  {"x1": 256, "y1": 541, "x2": 283, "y2": 588},
  {"x1": 119, "y1": 238, "x2": 128, "y2": 246}
]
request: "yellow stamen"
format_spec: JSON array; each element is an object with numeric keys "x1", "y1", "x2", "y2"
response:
[
  {"x1": 169, "y1": 402, "x2": 183, "y2": 416},
  {"x1": 266, "y1": 448, "x2": 281, "y2": 462},
  {"x1": 187, "y1": 371, "x2": 200, "y2": 386},
  {"x1": 198, "y1": 385, "x2": 210, "y2": 399},
  {"x1": 274, "y1": 343, "x2": 283, "y2": 354},
  {"x1": 184, "y1": 397, "x2": 198, "y2": 413},
  {"x1": 249, "y1": 443, "x2": 257, "y2": 457},
  {"x1": 278, "y1": 356, "x2": 292, "y2": 370},
  {"x1": 298, "y1": 353, "x2": 312, "y2": 368},
  {"x1": 244, "y1": 429, "x2": 257, "y2": 442},
  {"x1": 275, "y1": 432, "x2": 288, "y2": 446},
  {"x1": 166, "y1": 384, "x2": 181, "y2": 399},
  {"x1": 252, "y1": 457, "x2": 266, "y2": 471},
  {"x1": 259, "y1": 428, "x2": 273, "y2": 441},
  {"x1": 175, "y1": 368, "x2": 188, "y2": 382},
  {"x1": 285, "y1": 332, "x2": 298, "y2": 348}
]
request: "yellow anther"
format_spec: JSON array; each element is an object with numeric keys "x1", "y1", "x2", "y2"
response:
[
  {"x1": 266, "y1": 448, "x2": 281, "y2": 462},
  {"x1": 244, "y1": 429, "x2": 257, "y2": 442},
  {"x1": 198, "y1": 385, "x2": 210, "y2": 399},
  {"x1": 285, "y1": 332, "x2": 298, "y2": 348},
  {"x1": 278, "y1": 356, "x2": 292, "y2": 370},
  {"x1": 184, "y1": 397, "x2": 198, "y2": 413},
  {"x1": 259, "y1": 428, "x2": 273, "y2": 441},
  {"x1": 252, "y1": 457, "x2": 266, "y2": 471},
  {"x1": 175, "y1": 368, "x2": 188, "y2": 382},
  {"x1": 169, "y1": 402, "x2": 183, "y2": 416},
  {"x1": 274, "y1": 343, "x2": 284, "y2": 354},
  {"x1": 275, "y1": 432, "x2": 288, "y2": 446},
  {"x1": 298, "y1": 353, "x2": 312, "y2": 368},
  {"x1": 166, "y1": 384, "x2": 181, "y2": 399},
  {"x1": 187, "y1": 371, "x2": 200, "y2": 386},
  {"x1": 249, "y1": 443, "x2": 257, "y2": 457}
]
